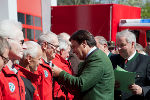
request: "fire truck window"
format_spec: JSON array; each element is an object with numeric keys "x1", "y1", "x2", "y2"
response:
[
  {"x1": 22, "y1": 28, "x2": 26, "y2": 38},
  {"x1": 35, "y1": 17, "x2": 41, "y2": 27},
  {"x1": 146, "y1": 30, "x2": 150, "y2": 42},
  {"x1": 130, "y1": 30, "x2": 140, "y2": 43},
  {"x1": 27, "y1": 29, "x2": 34, "y2": 40},
  {"x1": 18, "y1": 13, "x2": 25, "y2": 24},
  {"x1": 26, "y1": 14, "x2": 33, "y2": 25},
  {"x1": 35, "y1": 30, "x2": 41, "y2": 40}
]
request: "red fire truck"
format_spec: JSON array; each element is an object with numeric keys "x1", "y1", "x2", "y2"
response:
[
  {"x1": 51, "y1": 4, "x2": 142, "y2": 44},
  {"x1": 17, "y1": 0, "x2": 150, "y2": 47}
]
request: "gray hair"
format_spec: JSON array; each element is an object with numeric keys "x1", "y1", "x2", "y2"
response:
[
  {"x1": 23, "y1": 41, "x2": 42, "y2": 58},
  {"x1": 116, "y1": 29, "x2": 136, "y2": 47},
  {"x1": 38, "y1": 31, "x2": 58, "y2": 45},
  {"x1": 95, "y1": 36, "x2": 107, "y2": 45},
  {"x1": 0, "y1": 20, "x2": 23, "y2": 39},
  {"x1": 136, "y1": 43, "x2": 144, "y2": 51},
  {"x1": 58, "y1": 38, "x2": 70, "y2": 51},
  {"x1": 58, "y1": 32, "x2": 71, "y2": 45},
  {"x1": 0, "y1": 36, "x2": 10, "y2": 55},
  {"x1": 58, "y1": 32, "x2": 70, "y2": 41}
]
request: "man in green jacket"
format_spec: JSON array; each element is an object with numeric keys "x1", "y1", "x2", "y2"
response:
[{"x1": 52, "y1": 30, "x2": 114, "y2": 100}]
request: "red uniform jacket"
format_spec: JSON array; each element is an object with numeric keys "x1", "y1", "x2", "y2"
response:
[
  {"x1": 37, "y1": 59, "x2": 53, "y2": 100},
  {"x1": 52, "y1": 54, "x2": 74, "y2": 100},
  {"x1": 0, "y1": 65, "x2": 25, "y2": 100},
  {"x1": 15, "y1": 64, "x2": 41, "y2": 100}
]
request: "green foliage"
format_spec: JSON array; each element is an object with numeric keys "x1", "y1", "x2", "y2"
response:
[
  {"x1": 118, "y1": 0, "x2": 143, "y2": 7},
  {"x1": 57, "y1": 0, "x2": 150, "y2": 18},
  {"x1": 141, "y1": 2, "x2": 150, "y2": 18},
  {"x1": 57, "y1": 0, "x2": 96, "y2": 5}
]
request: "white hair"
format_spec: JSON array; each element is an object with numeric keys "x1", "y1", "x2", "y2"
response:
[
  {"x1": 0, "y1": 20, "x2": 23, "y2": 39},
  {"x1": 23, "y1": 41, "x2": 42, "y2": 58},
  {"x1": 58, "y1": 32, "x2": 71, "y2": 45},
  {"x1": 38, "y1": 31, "x2": 58, "y2": 45},
  {"x1": 116, "y1": 29, "x2": 136, "y2": 47},
  {"x1": 95, "y1": 36, "x2": 107, "y2": 45},
  {"x1": 58, "y1": 38, "x2": 70, "y2": 50},
  {"x1": 58, "y1": 32, "x2": 70, "y2": 41}
]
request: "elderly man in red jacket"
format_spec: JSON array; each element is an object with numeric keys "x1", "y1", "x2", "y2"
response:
[
  {"x1": 0, "y1": 20, "x2": 26, "y2": 100},
  {"x1": 37, "y1": 32, "x2": 59, "y2": 100}
]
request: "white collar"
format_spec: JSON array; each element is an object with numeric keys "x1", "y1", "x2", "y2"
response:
[
  {"x1": 86, "y1": 46, "x2": 97, "y2": 58},
  {"x1": 8, "y1": 66, "x2": 18, "y2": 74},
  {"x1": 107, "y1": 51, "x2": 110, "y2": 56},
  {"x1": 128, "y1": 50, "x2": 136, "y2": 60}
]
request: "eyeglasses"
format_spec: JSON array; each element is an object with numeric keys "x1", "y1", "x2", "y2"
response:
[
  {"x1": 20, "y1": 40, "x2": 24, "y2": 45},
  {"x1": 8, "y1": 38, "x2": 24, "y2": 45},
  {"x1": 0, "y1": 55, "x2": 9, "y2": 64},
  {"x1": 47, "y1": 42, "x2": 59, "y2": 49}
]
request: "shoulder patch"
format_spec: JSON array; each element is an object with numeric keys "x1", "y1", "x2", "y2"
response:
[
  {"x1": 9, "y1": 82, "x2": 15, "y2": 92},
  {"x1": 44, "y1": 70, "x2": 48, "y2": 78}
]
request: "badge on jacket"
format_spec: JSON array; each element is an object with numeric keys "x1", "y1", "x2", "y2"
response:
[
  {"x1": 9, "y1": 82, "x2": 15, "y2": 92},
  {"x1": 44, "y1": 70, "x2": 48, "y2": 78}
]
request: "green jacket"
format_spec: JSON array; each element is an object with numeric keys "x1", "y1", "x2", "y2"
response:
[{"x1": 58, "y1": 49, "x2": 114, "y2": 100}]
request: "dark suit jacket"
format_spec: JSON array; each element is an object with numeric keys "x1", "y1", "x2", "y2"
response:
[
  {"x1": 68, "y1": 50, "x2": 80, "y2": 75},
  {"x1": 108, "y1": 52, "x2": 114, "y2": 58},
  {"x1": 57, "y1": 48, "x2": 115, "y2": 100},
  {"x1": 110, "y1": 52, "x2": 150, "y2": 100}
]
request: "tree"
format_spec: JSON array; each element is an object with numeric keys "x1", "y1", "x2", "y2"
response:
[
  {"x1": 57, "y1": 0, "x2": 150, "y2": 18},
  {"x1": 141, "y1": 2, "x2": 150, "y2": 18},
  {"x1": 57, "y1": 0, "x2": 96, "y2": 5},
  {"x1": 118, "y1": 0, "x2": 143, "y2": 7}
]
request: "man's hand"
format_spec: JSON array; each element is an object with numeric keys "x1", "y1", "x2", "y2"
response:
[
  {"x1": 129, "y1": 84, "x2": 143, "y2": 95},
  {"x1": 52, "y1": 64, "x2": 63, "y2": 77}
]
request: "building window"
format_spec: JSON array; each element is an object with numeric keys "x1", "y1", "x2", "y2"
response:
[
  {"x1": 27, "y1": 29, "x2": 34, "y2": 40},
  {"x1": 26, "y1": 14, "x2": 33, "y2": 25},
  {"x1": 35, "y1": 16, "x2": 41, "y2": 27},
  {"x1": 17, "y1": 12, "x2": 42, "y2": 41},
  {"x1": 35, "y1": 30, "x2": 41, "y2": 40},
  {"x1": 18, "y1": 13, "x2": 25, "y2": 24}
]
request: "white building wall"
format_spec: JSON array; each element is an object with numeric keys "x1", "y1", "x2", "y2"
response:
[
  {"x1": 0, "y1": 0, "x2": 17, "y2": 21},
  {"x1": 41, "y1": 0, "x2": 57, "y2": 32},
  {"x1": 41, "y1": 0, "x2": 51, "y2": 32},
  {"x1": 51, "y1": 0, "x2": 57, "y2": 6}
]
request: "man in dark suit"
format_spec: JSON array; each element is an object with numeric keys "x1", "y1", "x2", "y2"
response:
[
  {"x1": 52, "y1": 30, "x2": 114, "y2": 100},
  {"x1": 110, "y1": 29, "x2": 150, "y2": 100}
]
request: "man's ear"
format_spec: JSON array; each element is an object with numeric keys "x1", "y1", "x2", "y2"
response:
[
  {"x1": 41, "y1": 42, "x2": 48, "y2": 50},
  {"x1": 82, "y1": 40, "x2": 87, "y2": 48},
  {"x1": 26, "y1": 54, "x2": 32, "y2": 63},
  {"x1": 103, "y1": 44, "x2": 107, "y2": 48},
  {"x1": 60, "y1": 49, "x2": 64, "y2": 55},
  {"x1": 132, "y1": 42, "x2": 135, "y2": 48}
]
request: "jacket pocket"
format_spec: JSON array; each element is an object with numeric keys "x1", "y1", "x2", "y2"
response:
[{"x1": 135, "y1": 72, "x2": 145, "y2": 85}]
